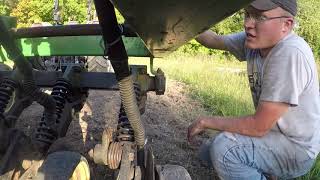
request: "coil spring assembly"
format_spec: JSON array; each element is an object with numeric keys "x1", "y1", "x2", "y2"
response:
[
  {"x1": 90, "y1": 82, "x2": 145, "y2": 169},
  {"x1": 35, "y1": 78, "x2": 71, "y2": 146},
  {"x1": 51, "y1": 79, "x2": 71, "y2": 124},
  {"x1": 89, "y1": 128, "x2": 123, "y2": 169},
  {"x1": 116, "y1": 83, "x2": 142, "y2": 142},
  {"x1": 0, "y1": 78, "x2": 17, "y2": 120}
]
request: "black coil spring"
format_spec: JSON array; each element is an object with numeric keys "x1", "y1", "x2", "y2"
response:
[
  {"x1": 35, "y1": 79, "x2": 71, "y2": 145},
  {"x1": 116, "y1": 83, "x2": 142, "y2": 142},
  {"x1": 51, "y1": 79, "x2": 71, "y2": 124},
  {"x1": 0, "y1": 78, "x2": 17, "y2": 121}
]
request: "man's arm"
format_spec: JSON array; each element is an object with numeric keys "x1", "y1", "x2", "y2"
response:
[
  {"x1": 188, "y1": 101, "x2": 289, "y2": 142},
  {"x1": 195, "y1": 30, "x2": 227, "y2": 51}
]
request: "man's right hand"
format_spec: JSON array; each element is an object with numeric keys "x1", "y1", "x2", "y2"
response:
[{"x1": 187, "y1": 117, "x2": 206, "y2": 145}]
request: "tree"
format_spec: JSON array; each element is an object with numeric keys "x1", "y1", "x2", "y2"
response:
[
  {"x1": 296, "y1": 0, "x2": 320, "y2": 58},
  {"x1": 10, "y1": 0, "x2": 87, "y2": 27},
  {"x1": 1, "y1": 0, "x2": 18, "y2": 15},
  {"x1": 0, "y1": 4, "x2": 10, "y2": 15}
]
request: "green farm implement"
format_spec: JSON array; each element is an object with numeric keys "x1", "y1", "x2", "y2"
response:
[{"x1": 0, "y1": 0, "x2": 252, "y2": 179}]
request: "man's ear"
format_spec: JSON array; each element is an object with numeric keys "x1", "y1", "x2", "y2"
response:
[{"x1": 283, "y1": 18, "x2": 294, "y2": 32}]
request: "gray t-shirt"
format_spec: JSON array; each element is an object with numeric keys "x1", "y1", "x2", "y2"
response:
[{"x1": 222, "y1": 32, "x2": 320, "y2": 159}]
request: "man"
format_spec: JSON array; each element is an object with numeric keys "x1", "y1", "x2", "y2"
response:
[{"x1": 187, "y1": 0, "x2": 320, "y2": 179}]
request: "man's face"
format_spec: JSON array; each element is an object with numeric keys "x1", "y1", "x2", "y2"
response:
[{"x1": 244, "y1": 7, "x2": 293, "y2": 50}]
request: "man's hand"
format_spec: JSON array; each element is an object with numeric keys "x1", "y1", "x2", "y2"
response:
[{"x1": 187, "y1": 117, "x2": 207, "y2": 145}]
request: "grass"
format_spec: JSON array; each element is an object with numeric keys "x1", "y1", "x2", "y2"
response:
[
  {"x1": 131, "y1": 54, "x2": 254, "y2": 116},
  {"x1": 129, "y1": 53, "x2": 320, "y2": 180}
]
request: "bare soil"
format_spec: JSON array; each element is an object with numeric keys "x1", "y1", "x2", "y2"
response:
[{"x1": 16, "y1": 80, "x2": 217, "y2": 180}]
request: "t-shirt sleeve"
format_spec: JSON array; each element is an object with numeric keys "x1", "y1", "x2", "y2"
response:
[
  {"x1": 221, "y1": 32, "x2": 246, "y2": 61},
  {"x1": 259, "y1": 47, "x2": 310, "y2": 106}
]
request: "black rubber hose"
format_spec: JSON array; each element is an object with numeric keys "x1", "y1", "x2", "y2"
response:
[
  {"x1": 93, "y1": 0, "x2": 145, "y2": 149},
  {"x1": 93, "y1": 0, "x2": 130, "y2": 81}
]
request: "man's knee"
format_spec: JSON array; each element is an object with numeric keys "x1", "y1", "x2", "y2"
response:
[{"x1": 209, "y1": 132, "x2": 239, "y2": 165}]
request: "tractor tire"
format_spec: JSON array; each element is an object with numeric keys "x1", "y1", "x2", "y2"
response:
[
  {"x1": 87, "y1": 56, "x2": 113, "y2": 72},
  {"x1": 35, "y1": 151, "x2": 90, "y2": 180}
]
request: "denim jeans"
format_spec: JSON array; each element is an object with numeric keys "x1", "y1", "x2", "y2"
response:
[{"x1": 199, "y1": 131, "x2": 315, "y2": 180}]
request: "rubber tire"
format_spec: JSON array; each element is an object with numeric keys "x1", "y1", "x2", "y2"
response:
[
  {"x1": 35, "y1": 151, "x2": 90, "y2": 180},
  {"x1": 87, "y1": 56, "x2": 113, "y2": 72}
]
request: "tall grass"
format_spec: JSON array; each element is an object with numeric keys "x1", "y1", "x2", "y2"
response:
[
  {"x1": 130, "y1": 53, "x2": 320, "y2": 179},
  {"x1": 131, "y1": 53, "x2": 254, "y2": 116}
]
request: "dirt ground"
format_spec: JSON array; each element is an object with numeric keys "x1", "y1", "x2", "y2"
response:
[{"x1": 16, "y1": 79, "x2": 218, "y2": 180}]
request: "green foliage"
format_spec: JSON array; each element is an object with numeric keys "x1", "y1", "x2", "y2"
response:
[
  {"x1": 61, "y1": 0, "x2": 87, "y2": 23},
  {"x1": 10, "y1": 0, "x2": 87, "y2": 27},
  {"x1": 152, "y1": 54, "x2": 254, "y2": 116},
  {"x1": 0, "y1": 4, "x2": 9, "y2": 15},
  {"x1": 0, "y1": 0, "x2": 18, "y2": 15},
  {"x1": 296, "y1": 0, "x2": 320, "y2": 58}
]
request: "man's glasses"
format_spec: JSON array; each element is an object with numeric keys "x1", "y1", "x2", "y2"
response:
[{"x1": 243, "y1": 11, "x2": 291, "y2": 24}]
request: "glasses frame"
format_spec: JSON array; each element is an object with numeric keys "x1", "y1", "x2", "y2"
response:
[{"x1": 243, "y1": 11, "x2": 292, "y2": 24}]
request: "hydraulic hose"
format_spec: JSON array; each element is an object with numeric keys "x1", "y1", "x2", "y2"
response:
[{"x1": 93, "y1": 0, "x2": 145, "y2": 149}]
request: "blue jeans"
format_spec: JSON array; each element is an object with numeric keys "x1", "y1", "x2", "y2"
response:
[{"x1": 199, "y1": 131, "x2": 315, "y2": 180}]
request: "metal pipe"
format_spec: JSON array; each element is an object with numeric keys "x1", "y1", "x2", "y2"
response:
[{"x1": 14, "y1": 24, "x2": 137, "y2": 38}]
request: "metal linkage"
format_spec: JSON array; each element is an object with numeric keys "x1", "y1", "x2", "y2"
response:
[{"x1": 35, "y1": 78, "x2": 71, "y2": 149}]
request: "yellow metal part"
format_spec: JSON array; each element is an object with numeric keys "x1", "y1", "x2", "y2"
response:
[{"x1": 69, "y1": 160, "x2": 90, "y2": 180}]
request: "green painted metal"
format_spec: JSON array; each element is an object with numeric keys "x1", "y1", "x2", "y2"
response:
[
  {"x1": 0, "y1": 15, "x2": 151, "y2": 62},
  {"x1": 114, "y1": 0, "x2": 253, "y2": 57},
  {"x1": 1, "y1": 35, "x2": 151, "y2": 61},
  {"x1": 16, "y1": 36, "x2": 151, "y2": 57}
]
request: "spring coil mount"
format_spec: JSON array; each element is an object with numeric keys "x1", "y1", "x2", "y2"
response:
[
  {"x1": 116, "y1": 83, "x2": 142, "y2": 142},
  {"x1": 35, "y1": 78, "x2": 71, "y2": 147}
]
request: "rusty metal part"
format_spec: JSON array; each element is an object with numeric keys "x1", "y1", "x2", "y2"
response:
[
  {"x1": 145, "y1": 146, "x2": 155, "y2": 180},
  {"x1": 89, "y1": 128, "x2": 114, "y2": 165},
  {"x1": 116, "y1": 142, "x2": 135, "y2": 180},
  {"x1": 154, "y1": 68, "x2": 166, "y2": 95},
  {"x1": 107, "y1": 142, "x2": 123, "y2": 169},
  {"x1": 89, "y1": 128, "x2": 124, "y2": 170},
  {"x1": 17, "y1": 159, "x2": 44, "y2": 180},
  {"x1": 134, "y1": 166, "x2": 141, "y2": 180}
]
